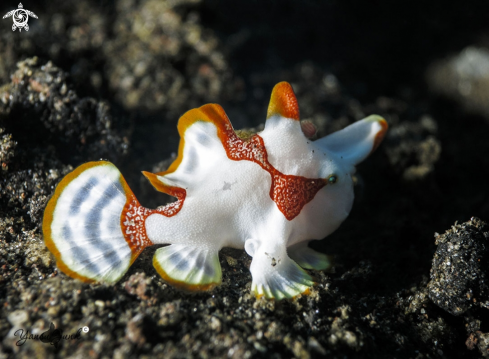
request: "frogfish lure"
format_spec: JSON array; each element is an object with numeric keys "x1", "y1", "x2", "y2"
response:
[{"x1": 43, "y1": 82, "x2": 388, "y2": 299}]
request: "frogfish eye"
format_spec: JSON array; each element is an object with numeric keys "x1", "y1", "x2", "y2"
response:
[{"x1": 328, "y1": 175, "x2": 337, "y2": 184}]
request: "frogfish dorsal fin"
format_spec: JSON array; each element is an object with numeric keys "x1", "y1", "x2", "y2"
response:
[
  {"x1": 143, "y1": 103, "x2": 235, "y2": 196},
  {"x1": 158, "y1": 103, "x2": 233, "y2": 177},
  {"x1": 178, "y1": 103, "x2": 232, "y2": 142},
  {"x1": 142, "y1": 171, "x2": 186, "y2": 199},
  {"x1": 266, "y1": 82, "x2": 300, "y2": 121}
]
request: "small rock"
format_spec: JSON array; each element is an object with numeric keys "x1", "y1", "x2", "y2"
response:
[
  {"x1": 125, "y1": 314, "x2": 146, "y2": 347},
  {"x1": 7, "y1": 310, "x2": 29, "y2": 327},
  {"x1": 308, "y1": 336, "x2": 326, "y2": 355},
  {"x1": 428, "y1": 217, "x2": 489, "y2": 315},
  {"x1": 209, "y1": 316, "x2": 221, "y2": 332},
  {"x1": 124, "y1": 272, "x2": 151, "y2": 300}
]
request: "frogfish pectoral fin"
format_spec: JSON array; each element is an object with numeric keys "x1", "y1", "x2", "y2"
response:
[
  {"x1": 43, "y1": 161, "x2": 153, "y2": 283},
  {"x1": 288, "y1": 241, "x2": 334, "y2": 271},
  {"x1": 153, "y1": 244, "x2": 222, "y2": 292},
  {"x1": 245, "y1": 239, "x2": 314, "y2": 300}
]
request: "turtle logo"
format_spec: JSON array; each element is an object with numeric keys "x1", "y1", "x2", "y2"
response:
[{"x1": 3, "y1": 3, "x2": 37, "y2": 32}]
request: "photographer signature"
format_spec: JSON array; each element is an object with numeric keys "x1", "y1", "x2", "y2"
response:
[{"x1": 14, "y1": 322, "x2": 88, "y2": 349}]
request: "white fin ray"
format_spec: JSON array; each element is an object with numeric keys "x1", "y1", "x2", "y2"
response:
[{"x1": 58, "y1": 241, "x2": 130, "y2": 255}]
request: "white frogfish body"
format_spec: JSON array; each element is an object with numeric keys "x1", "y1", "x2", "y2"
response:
[{"x1": 43, "y1": 82, "x2": 387, "y2": 299}]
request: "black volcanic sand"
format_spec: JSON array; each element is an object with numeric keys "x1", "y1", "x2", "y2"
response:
[{"x1": 1, "y1": 0, "x2": 489, "y2": 358}]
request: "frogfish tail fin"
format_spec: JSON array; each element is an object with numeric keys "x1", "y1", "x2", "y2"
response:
[{"x1": 43, "y1": 161, "x2": 153, "y2": 283}]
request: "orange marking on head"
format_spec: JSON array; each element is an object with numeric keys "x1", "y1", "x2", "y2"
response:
[
  {"x1": 371, "y1": 118, "x2": 388, "y2": 154},
  {"x1": 153, "y1": 255, "x2": 220, "y2": 292},
  {"x1": 42, "y1": 161, "x2": 113, "y2": 283},
  {"x1": 269, "y1": 171, "x2": 327, "y2": 221},
  {"x1": 267, "y1": 82, "x2": 300, "y2": 121}
]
